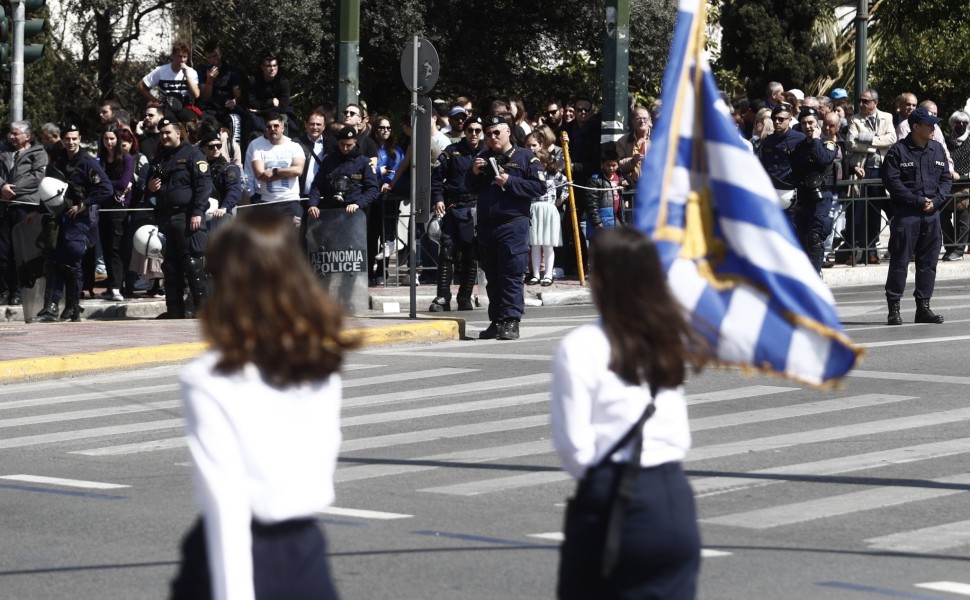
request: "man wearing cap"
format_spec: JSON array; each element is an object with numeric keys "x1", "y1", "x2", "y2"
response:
[
  {"x1": 445, "y1": 106, "x2": 467, "y2": 143},
  {"x1": 146, "y1": 117, "x2": 212, "y2": 319},
  {"x1": 428, "y1": 114, "x2": 485, "y2": 312},
  {"x1": 465, "y1": 114, "x2": 544, "y2": 340},
  {"x1": 757, "y1": 103, "x2": 805, "y2": 221},
  {"x1": 882, "y1": 107, "x2": 951, "y2": 326},
  {"x1": 844, "y1": 88, "x2": 896, "y2": 265},
  {"x1": 36, "y1": 124, "x2": 113, "y2": 322},
  {"x1": 244, "y1": 112, "x2": 305, "y2": 225},
  {"x1": 199, "y1": 131, "x2": 241, "y2": 232},
  {"x1": 0, "y1": 120, "x2": 48, "y2": 307},
  {"x1": 308, "y1": 126, "x2": 379, "y2": 216},
  {"x1": 791, "y1": 107, "x2": 838, "y2": 273}
]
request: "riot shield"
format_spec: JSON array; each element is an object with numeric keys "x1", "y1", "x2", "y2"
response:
[
  {"x1": 305, "y1": 209, "x2": 369, "y2": 314},
  {"x1": 13, "y1": 212, "x2": 59, "y2": 323}
]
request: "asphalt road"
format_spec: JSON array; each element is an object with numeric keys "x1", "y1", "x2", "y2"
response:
[{"x1": 2, "y1": 282, "x2": 970, "y2": 600}]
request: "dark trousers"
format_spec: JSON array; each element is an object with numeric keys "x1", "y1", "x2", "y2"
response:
[
  {"x1": 477, "y1": 218, "x2": 529, "y2": 322},
  {"x1": 795, "y1": 190, "x2": 834, "y2": 272},
  {"x1": 885, "y1": 211, "x2": 941, "y2": 301},
  {"x1": 848, "y1": 168, "x2": 889, "y2": 251},
  {"x1": 558, "y1": 462, "x2": 700, "y2": 600},
  {"x1": 99, "y1": 210, "x2": 127, "y2": 290},
  {"x1": 171, "y1": 517, "x2": 340, "y2": 600},
  {"x1": 0, "y1": 204, "x2": 30, "y2": 295},
  {"x1": 940, "y1": 197, "x2": 970, "y2": 255},
  {"x1": 158, "y1": 212, "x2": 208, "y2": 316}
]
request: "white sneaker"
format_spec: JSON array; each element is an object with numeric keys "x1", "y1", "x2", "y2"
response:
[{"x1": 101, "y1": 288, "x2": 123, "y2": 302}]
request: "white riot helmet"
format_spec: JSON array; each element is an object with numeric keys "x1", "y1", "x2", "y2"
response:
[
  {"x1": 205, "y1": 198, "x2": 219, "y2": 222},
  {"x1": 427, "y1": 215, "x2": 442, "y2": 244},
  {"x1": 133, "y1": 225, "x2": 166, "y2": 259},
  {"x1": 38, "y1": 177, "x2": 69, "y2": 216}
]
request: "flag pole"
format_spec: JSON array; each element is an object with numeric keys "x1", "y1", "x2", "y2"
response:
[{"x1": 560, "y1": 131, "x2": 586, "y2": 286}]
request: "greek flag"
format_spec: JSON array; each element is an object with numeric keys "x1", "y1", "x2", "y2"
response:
[{"x1": 633, "y1": 0, "x2": 862, "y2": 386}]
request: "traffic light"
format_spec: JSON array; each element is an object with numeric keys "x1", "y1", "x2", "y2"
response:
[{"x1": 23, "y1": 0, "x2": 45, "y2": 64}]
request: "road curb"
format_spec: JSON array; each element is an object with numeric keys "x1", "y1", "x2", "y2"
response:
[{"x1": 0, "y1": 319, "x2": 463, "y2": 384}]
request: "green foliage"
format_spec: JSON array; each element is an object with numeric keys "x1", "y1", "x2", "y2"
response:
[
  {"x1": 719, "y1": 0, "x2": 838, "y2": 98},
  {"x1": 869, "y1": 0, "x2": 970, "y2": 114}
]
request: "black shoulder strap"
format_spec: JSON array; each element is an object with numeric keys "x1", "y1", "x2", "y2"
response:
[{"x1": 594, "y1": 383, "x2": 658, "y2": 469}]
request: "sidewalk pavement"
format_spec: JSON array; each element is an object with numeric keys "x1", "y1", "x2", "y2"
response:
[{"x1": 1, "y1": 259, "x2": 967, "y2": 383}]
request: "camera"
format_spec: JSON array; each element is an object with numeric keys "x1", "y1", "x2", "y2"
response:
[
  {"x1": 331, "y1": 176, "x2": 352, "y2": 204},
  {"x1": 150, "y1": 164, "x2": 169, "y2": 183}
]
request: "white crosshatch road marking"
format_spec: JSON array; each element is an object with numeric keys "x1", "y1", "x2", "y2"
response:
[
  {"x1": 0, "y1": 474, "x2": 129, "y2": 489},
  {"x1": 319, "y1": 506, "x2": 412, "y2": 520},
  {"x1": 915, "y1": 582, "x2": 970, "y2": 596},
  {"x1": 866, "y1": 519, "x2": 970, "y2": 554}
]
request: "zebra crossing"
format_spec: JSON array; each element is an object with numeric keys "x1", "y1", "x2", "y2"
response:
[{"x1": 3, "y1": 358, "x2": 970, "y2": 570}]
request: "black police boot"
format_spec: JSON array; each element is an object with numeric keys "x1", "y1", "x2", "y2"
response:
[
  {"x1": 429, "y1": 257, "x2": 453, "y2": 312},
  {"x1": 496, "y1": 319, "x2": 519, "y2": 341},
  {"x1": 60, "y1": 268, "x2": 82, "y2": 322},
  {"x1": 184, "y1": 256, "x2": 209, "y2": 317},
  {"x1": 887, "y1": 299, "x2": 902, "y2": 326},
  {"x1": 455, "y1": 259, "x2": 478, "y2": 311},
  {"x1": 479, "y1": 322, "x2": 499, "y2": 339},
  {"x1": 160, "y1": 277, "x2": 186, "y2": 319},
  {"x1": 915, "y1": 299, "x2": 944, "y2": 324}
]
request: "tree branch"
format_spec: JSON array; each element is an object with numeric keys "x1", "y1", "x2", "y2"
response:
[{"x1": 110, "y1": 0, "x2": 173, "y2": 55}]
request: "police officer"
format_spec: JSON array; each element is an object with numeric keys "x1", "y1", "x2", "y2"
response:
[
  {"x1": 791, "y1": 107, "x2": 838, "y2": 273},
  {"x1": 429, "y1": 115, "x2": 484, "y2": 312},
  {"x1": 199, "y1": 130, "x2": 241, "y2": 233},
  {"x1": 147, "y1": 117, "x2": 212, "y2": 319},
  {"x1": 36, "y1": 124, "x2": 113, "y2": 322},
  {"x1": 307, "y1": 126, "x2": 379, "y2": 216},
  {"x1": 465, "y1": 114, "x2": 544, "y2": 340},
  {"x1": 882, "y1": 107, "x2": 952, "y2": 325},
  {"x1": 758, "y1": 103, "x2": 805, "y2": 223}
]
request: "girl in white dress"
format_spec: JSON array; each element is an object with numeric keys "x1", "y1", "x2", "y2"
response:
[{"x1": 527, "y1": 148, "x2": 567, "y2": 285}]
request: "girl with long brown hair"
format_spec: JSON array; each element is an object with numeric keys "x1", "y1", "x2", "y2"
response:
[{"x1": 171, "y1": 211, "x2": 358, "y2": 600}]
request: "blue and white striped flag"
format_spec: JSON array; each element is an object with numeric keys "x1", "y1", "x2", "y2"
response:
[{"x1": 633, "y1": 0, "x2": 863, "y2": 386}]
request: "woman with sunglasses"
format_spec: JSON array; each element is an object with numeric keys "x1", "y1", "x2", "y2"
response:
[{"x1": 368, "y1": 115, "x2": 404, "y2": 285}]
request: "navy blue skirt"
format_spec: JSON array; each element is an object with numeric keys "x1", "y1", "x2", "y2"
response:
[
  {"x1": 170, "y1": 516, "x2": 340, "y2": 600},
  {"x1": 557, "y1": 461, "x2": 700, "y2": 600}
]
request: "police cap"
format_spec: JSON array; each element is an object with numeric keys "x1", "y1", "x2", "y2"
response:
[
  {"x1": 798, "y1": 107, "x2": 820, "y2": 122},
  {"x1": 771, "y1": 103, "x2": 793, "y2": 117},
  {"x1": 463, "y1": 115, "x2": 484, "y2": 131},
  {"x1": 63, "y1": 123, "x2": 81, "y2": 135},
  {"x1": 198, "y1": 131, "x2": 220, "y2": 146},
  {"x1": 337, "y1": 126, "x2": 357, "y2": 140},
  {"x1": 908, "y1": 107, "x2": 942, "y2": 127},
  {"x1": 484, "y1": 114, "x2": 513, "y2": 131},
  {"x1": 158, "y1": 117, "x2": 179, "y2": 131}
]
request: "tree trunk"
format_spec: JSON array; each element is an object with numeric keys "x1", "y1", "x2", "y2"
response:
[{"x1": 95, "y1": 10, "x2": 115, "y2": 101}]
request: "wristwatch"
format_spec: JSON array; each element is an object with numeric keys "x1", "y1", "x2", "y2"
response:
[{"x1": 272, "y1": 167, "x2": 279, "y2": 178}]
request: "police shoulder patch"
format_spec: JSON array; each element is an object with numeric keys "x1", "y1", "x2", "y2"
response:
[
  {"x1": 197, "y1": 161, "x2": 209, "y2": 174},
  {"x1": 529, "y1": 156, "x2": 540, "y2": 163},
  {"x1": 824, "y1": 140, "x2": 837, "y2": 149},
  {"x1": 225, "y1": 167, "x2": 239, "y2": 183},
  {"x1": 90, "y1": 173, "x2": 102, "y2": 184}
]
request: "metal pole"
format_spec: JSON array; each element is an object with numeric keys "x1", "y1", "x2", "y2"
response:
[
  {"x1": 854, "y1": 0, "x2": 868, "y2": 104},
  {"x1": 10, "y1": 0, "x2": 25, "y2": 121},
  {"x1": 336, "y1": 0, "x2": 360, "y2": 110},
  {"x1": 560, "y1": 131, "x2": 586, "y2": 286},
  {"x1": 408, "y1": 36, "x2": 419, "y2": 318},
  {"x1": 601, "y1": 0, "x2": 630, "y2": 153}
]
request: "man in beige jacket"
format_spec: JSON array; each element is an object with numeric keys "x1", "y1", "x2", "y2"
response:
[{"x1": 843, "y1": 88, "x2": 897, "y2": 264}]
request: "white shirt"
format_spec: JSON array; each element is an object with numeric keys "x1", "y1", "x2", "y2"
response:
[
  {"x1": 245, "y1": 136, "x2": 303, "y2": 202},
  {"x1": 551, "y1": 322, "x2": 691, "y2": 479},
  {"x1": 142, "y1": 63, "x2": 199, "y2": 104},
  {"x1": 304, "y1": 136, "x2": 325, "y2": 195},
  {"x1": 181, "y1": 352, "x2": 342, "y2": 600}
]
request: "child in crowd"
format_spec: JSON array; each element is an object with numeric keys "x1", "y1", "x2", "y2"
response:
[
  {"x1": 584, "y1": 149, "x2": 629, "y2": 243},
  {"x1": 528, "y1": 149, "x2": 567, "y2": 286}
]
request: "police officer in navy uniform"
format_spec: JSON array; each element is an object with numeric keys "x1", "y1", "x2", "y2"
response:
[
  {"x1": 758, "y1": 103, "x2": 805, "y2": 226},
  {"x1": 307, "y1": 126, "x2": 379, "y2": 216},
  {"x1": 429, "y1": 115, "x2": 485, "y2": 312},
  {"x1": 791, "y1": 107, "x2": 838, "y2": 273},
  {"x1": 882, "y1": 107, "x2": 952, "y2": 326},
  {"x1": 36, "y1": 124, "x2": 113, "y2": 322},
  {"x1": 147, "y1": 117, "x2": 213, "y2": 319},
  {"x1": 465, "y1": 114, "x2": 544, "y2": 340},
  {"x1": 199, "y1": 130, "x2": 241, "y2": 233}
]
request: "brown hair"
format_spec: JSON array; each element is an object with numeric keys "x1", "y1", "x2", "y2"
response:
[
  {"x1": 200, "y1": 212, "x2": 360, "y2": 387},
  {"x1": 589, "y1": 228, "x2": 706, "y2": 388}
]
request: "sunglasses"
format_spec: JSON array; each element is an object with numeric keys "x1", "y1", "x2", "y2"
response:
[
  {"x1": 772, "y1": 117, "x2": 789, "y2": 123},
  {"x1": 466, "y1": 128, "x2": 483, "y2": 134},
  {"x1": 205, "y1": 143, "x2": 222, "y2": 149},
  {"x1": 485, "y1": 130, "x2": 504, "y2": 137},
  {"x1": 546, "y1": 109, "x2": 560, "y2": 116},
  {"x1": 344, "y1": 110, "x2": 359, "y2": 116},
  {"x1": 859, "y1": 99, "x2": 875, "y2": 104},
  {"x1": 376, "y1": 125, "x2": 392, "y2": 130},
  {"x1": 576, "y1": 107, "x2": 592, "y2": 113}
]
